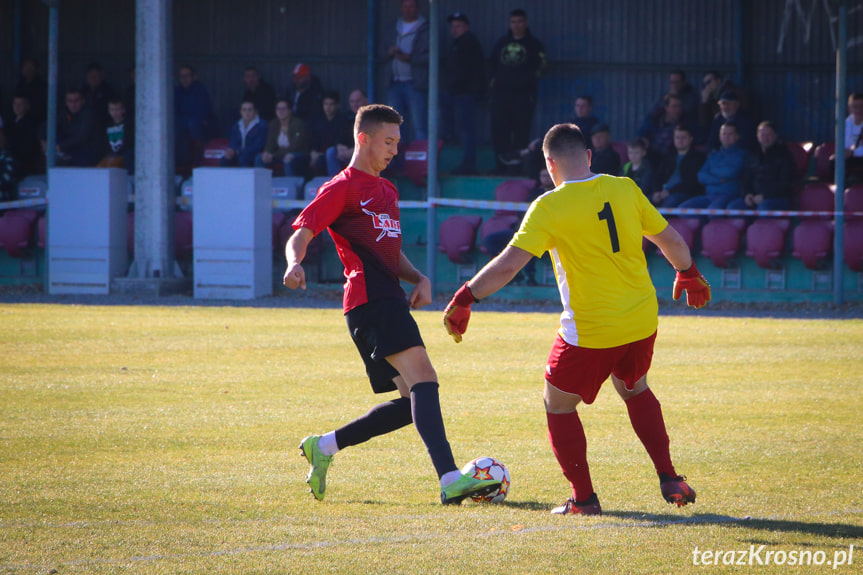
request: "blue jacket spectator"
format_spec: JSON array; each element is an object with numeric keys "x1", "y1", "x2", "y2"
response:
[
  {"x1": 222, "y1": 101, "x2": 267, "y2": 167},
  {"x1": 680, "y1": 123, "x2": 753, "y2": 213}
]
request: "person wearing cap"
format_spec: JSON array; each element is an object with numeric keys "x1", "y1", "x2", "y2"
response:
[
  {"x1": 706, "y1": 90, "x2": 755, "y2": 153},
  {"x1": 441, "y1": 11, "x2": 485, "y2": 175},
  {"x1": 384, "y1": 0, "x2": 430, "y2": 142},
  {"x1": 488, "y1": 8, "x2": 547, "y2": 175},
  {"x1": 289, "y1": 63, "x2": 325, "y2": 124},
  {"x1": 242, "y1": 66, "x2": 277, "y2": 122},
  {"x1": 589, "y1": 124, "x2": 620, "y2": 176}
]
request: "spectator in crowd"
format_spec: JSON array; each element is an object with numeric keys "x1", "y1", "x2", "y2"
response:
[
  {"x1": 96, "y1": 98, "x2": 134, "y2": 172},
  {"x1": 174, "y1": 64, "x2": 213, "y2": 167},
  {"x1": 680, "y1": 122, "x2": 752, "y2": 213},
  {"x1": 623, "y1": 137, "x2": 655, "y2": 197},
  {"x1": 728, "y1": 121, "x2": 795, "y2": 212},
  {"x1": 221, "y1": 99, "x2": 267, "y2": 167},
  {"x1": 706, "y1": 91, "x2": 756, "y2": 152},
  {"x1": 385, "y1": 0, "x2": 430, "y2": 142},
  {"x1": 81, "y1": 62, "x2": 115, "y2": 129},
  {"x1": 289, "y1": 63, "x2": 325, "y2": 124},
  {"x1": 570, "y1": 96, "x2": 600, "y2": 146},
  {"x1": 242, "y1": 66, "x2": 277, "y2": 122},
  {"x1": 41, "y1": 88, "x2": 99, "y2": 167},
  {"x1": 4, "y1": 94, "x2": 42, "y2": 177},
  {"x1": 653, "y1": 124, "x2": 706, "y2": 207},
  {"x1": 589, "y1": 124, "x2": 620, "y2": 176},
  {"x1": 308, "y1": 91, "x2": 353, "y2": 176},
  {"x1": 650, "y1": 70, "x2": 699, "y2": 129},
  {"x1": 639, "y1": 93, "x2": 685, "y2": 160},
  {"x1": 15, "y1": 58, "x2": 47, "y2": 125},
  {"x1": 255, "y1": 99, "x2": 310, "y2": 177},
  {"x1": 489, "y1": 8, "x2": 546, "y2": 175},
  {"x1": 480, "y1": 167, "x2": 555, "y2": 286},
  {"x1": 699, "y1": 72, "x2": 748, "y2": 135},
  {"x1": 325, "y1": 88, "x2": 367, "y2": 176},
  {"x1": 441, "y1": 11, "x2": 485, "y2": 175},
  {"x1": 843, "y1": 92, "x2": 863, "y2": 177}
]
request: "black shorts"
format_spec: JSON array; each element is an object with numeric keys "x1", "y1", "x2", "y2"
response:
[{"x1": 345, "y1": 297, "x2": 425, "y2": 394}]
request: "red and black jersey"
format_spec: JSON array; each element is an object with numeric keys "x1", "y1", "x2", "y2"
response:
[{"x1": 293, "y1": 167, "x2": 404, "y2": 313}]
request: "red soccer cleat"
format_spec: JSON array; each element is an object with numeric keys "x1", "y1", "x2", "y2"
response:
[
  {"x1": 660, "y1": 473, "x2": 696, "y2": 507},
  {"x1": 550, "y1": 493, "x2": 603, "y2": 516}
]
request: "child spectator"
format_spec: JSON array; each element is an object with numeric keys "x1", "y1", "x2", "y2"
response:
[
  {"x1": 623, "y1": 138, "x2": 654, "y2": 197},
  {"x1": 96, "y1": 99, "x2": 134, "y2": 172}
]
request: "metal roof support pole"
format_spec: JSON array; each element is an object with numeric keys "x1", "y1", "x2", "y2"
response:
[
  {"x1": 425, "y1": 0, "x2": 439, "y2": 293},
  {"x1": 833, "y1": 0, "x2": 847, "y2": 305}
]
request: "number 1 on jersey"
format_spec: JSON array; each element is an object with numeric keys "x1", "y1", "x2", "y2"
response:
[{"x1": 597, "y1": 202, "x2": 620, "y2": 253}]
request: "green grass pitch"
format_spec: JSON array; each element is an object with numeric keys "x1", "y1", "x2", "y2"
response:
[{"x1": 1, "y1": 303, "x2": 861, "y2": 573}]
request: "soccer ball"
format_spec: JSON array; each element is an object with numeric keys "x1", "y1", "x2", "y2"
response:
[{"x1": 461, "y1": 457, "x2": 511, "y2": 503}]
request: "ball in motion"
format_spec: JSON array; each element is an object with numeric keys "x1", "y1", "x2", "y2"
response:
[{"x1": 461, "y1": 457, "x2": 511, "y2": 503}]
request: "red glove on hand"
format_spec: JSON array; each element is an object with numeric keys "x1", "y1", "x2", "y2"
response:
[
  {"x1": 443, "y1": 283, "x2": 478, "y2": 343},
  {"x1": 672, "y1": 263, "x2": 711, "y2": 309}
]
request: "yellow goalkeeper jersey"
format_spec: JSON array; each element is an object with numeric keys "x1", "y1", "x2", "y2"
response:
[{"x1": 510, "y1": 173, "x2": 668, "y2": 348}]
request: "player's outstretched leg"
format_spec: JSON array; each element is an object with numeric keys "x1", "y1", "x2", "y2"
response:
[
  {"x1": 660, "y1": 474, "x2": 696, "y2": 507},
  {"x1": 299, "y1": 435, "x2": 334, "y2": 501},
  {"x1": 550, "y1": 493, "x2": 603, "y2": 516},
  {"x1": 440, "y1": 471, "x2": 502, "y2": 505}
]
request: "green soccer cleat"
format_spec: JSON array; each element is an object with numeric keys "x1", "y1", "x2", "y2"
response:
[
  {"x1": 440, "y1": 472, "x2": 502, "y2": 505},
  {"x1": 299, "y1": 435, "x2": 333, "y2": 501}
]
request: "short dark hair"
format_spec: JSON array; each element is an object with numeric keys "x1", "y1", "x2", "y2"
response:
[
  {"x1": 240, "y1": 99, "x2": 256, "y2": 109},
  {"x1": 510, "y1": 8, "x2": 527, "y2": 19},
  {"x1": 179, "y1": 64, "x2": 196, "y2": 75},
  {"x1": 720, "y1": 121, "x2": 738, "y2": 133},
  {"x1": 627, "y1": 137, "x2": 648, "y2": 150},
  {"x1": 706, "y1": 70, "x2": 722, "y2": 81},
  {"x1": 575, "y1": 95, "x2": 593, "y2": 105},
  {"x1": 355, "y1": 104, "x2": 403, "y2": 135},
  {"x1": 276, "y1": 98, "x2": 293, "y2": 110},
  {"x1": 673, "y1": 123, "x2": 692, "y2": 135},
  {"x1": 664, "y1": 93, "x2": 683, "y2": 106},
  {"x1": 323, "y1": 90, "x2": 341, "y2": 104},
  {"x1": 108, "y1": 98, "x2": 124, "y2": 107},
  {"x1": 542, "y1": 123, "x2": 588, "y2": 158},
  {"x1": 87, "y1": 62, "x2": 103, "y2": 72},
  {"x1": 757, "y1": 120, "x2": 777, "y2": 132},
  {"x1": 65, "y1": 87, "x2": 83, "y2": 97},
  {"x1": 244, "y1": 65, "x2": 258, "y2": 74},
  {"x1": 849, "y1": 92, "x2": 863, "y2": 103},
  {"x1": 670, "y1": 69, "x2": 686, "y2": 81}
]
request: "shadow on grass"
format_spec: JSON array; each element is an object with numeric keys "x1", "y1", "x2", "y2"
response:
[{"x1": 603, "y1": 511, "x2": 863, "y2": 539}]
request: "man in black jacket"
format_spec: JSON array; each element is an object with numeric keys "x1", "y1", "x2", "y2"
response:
[
  {"x1": 442, "y1": 12, "x2": 485, "y2": 175},
  {"x1": 653, "y1": 124, "x2": 706, "y2": 207},
  {"x1": 727, "y1": 121, "x2": 795, "y2": 212},
  {"x1": 488, "y1": 8, "x2": 546, "y2": 174}
]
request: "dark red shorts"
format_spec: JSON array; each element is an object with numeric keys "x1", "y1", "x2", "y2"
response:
[{"x1": 545, "y1": 331, "x2": 657, "y2": 404}]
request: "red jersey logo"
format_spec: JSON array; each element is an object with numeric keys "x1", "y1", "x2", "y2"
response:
[{"x1": 362, "y1": 208, "x2": 402, "y2": 242}]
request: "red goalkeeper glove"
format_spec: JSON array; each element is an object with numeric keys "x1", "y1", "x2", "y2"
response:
[
  {"x1": 443, "y1": 283, "x2": 478, "y2": 343},
  {"x1": 672, "y1": 263, "x2": 711, "y2": 309}
]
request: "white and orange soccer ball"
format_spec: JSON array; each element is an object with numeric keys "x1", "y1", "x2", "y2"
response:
[{"x1": 461, "y1": 457, "x2": 511, "y2": 503}]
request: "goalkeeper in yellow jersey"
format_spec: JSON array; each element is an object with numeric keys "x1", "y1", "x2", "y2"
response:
[{"x1": 443, "y1": 123, "x2": 710, "y2": 515}]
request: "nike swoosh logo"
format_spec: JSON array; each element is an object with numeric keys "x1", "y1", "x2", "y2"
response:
[{"x1": 360, "y1": 199, "x2": 372, "y2": 206}]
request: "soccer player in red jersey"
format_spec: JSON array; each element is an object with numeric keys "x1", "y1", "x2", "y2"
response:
[
  {"x1": 443, "y1": 123, "x2": 709, "y2": 515},
  {"x1": 283, "y1": 104, "x2": 500, "y2": 504}
]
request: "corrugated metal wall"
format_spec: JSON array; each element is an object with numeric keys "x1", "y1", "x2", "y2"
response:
[{"x1": 2, "y1": 0, "x2": 860, "y2": 146}]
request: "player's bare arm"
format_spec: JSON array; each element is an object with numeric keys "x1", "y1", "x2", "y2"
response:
[
  {"x1": 397, "y1": 251, "x2": 431, "y2": 309},
  {"x1": 283, "y1": 227, "x2": 315, "y2": 290},
  {"x1": 645, "y1": 225, "x2": 692, "y2": 271}
]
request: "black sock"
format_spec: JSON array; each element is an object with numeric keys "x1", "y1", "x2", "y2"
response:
[
  {"x1": 334, "y1": 397, "x2": 413, "y2": 449},
  {"x1": 410, "y1": 381, "x2": 457, "y2": 478}
]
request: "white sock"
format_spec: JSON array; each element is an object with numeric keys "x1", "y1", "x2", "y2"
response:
[
  {"x1": 318, "y1": 431, "x2": 339, "y2": 456},
  {"x1": 440, "y1": 470, "x2": 462, "y2": 487}
]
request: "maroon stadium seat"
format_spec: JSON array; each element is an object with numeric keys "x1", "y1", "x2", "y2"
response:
[
  {"x1": 843, "y1": 185, "x2": 863, "y2": 272},
  {"x1": 792, "y1": 221, "x2": 833, "y2": 270},
  {"x1": 798, "y1": 182, "x2": 835, "y2": 217},
  {"x1": 493, "y1": 179, "x2": 534, "y2": 215},
  {"x1": 746, "y1": 219, "x2": 791, "y2": 269},
  {"x1": 786, "y1": 141, "x2": 814, "y2": 180},
  {"x1": 0, "y1": 209, "x2": 38, "y2": 257},
  {"x1": 174, "y1": 211, "x2": 194, "y2": 260},
  {"x1": 478, "y1": 215, "x2": 519, "y2": 255},
  {"x1": 700, "y1": 218, "x2": 746, "y2": 268},
  {"x1": 201, "y1": 138, "x2": 231, "y2": 167},
  {"x1": 403, "y1": 139, "x2": 443, "y2": 187},
  {"x1": 845, "y1": 185, "x2": 863, "y2": 221},
  {"x1": 813, "y1": 142, "x2": 835, "y2": 182},
  {"x1": 667, "y1": 217, "x2": 702, "y2": 252},
  {"x1": 438, "y1": 215, "x2": 482, "y2": 264}
]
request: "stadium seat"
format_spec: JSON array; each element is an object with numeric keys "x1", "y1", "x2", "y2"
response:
[
  {"x1": 478, "y1": 215, "x2": 519, "y2": 255},
  {"x1": 174, "y1": 211, "x2": 194, "y2": 260},
  {"x1": 438, "y1": 215, "x2": 482, "y2": 264},
  {"x1": 843, "y1": 185, "x2": 863, "y2": 272},
  {"x1": 493, "y1": 179, "x2": 534, "y2": 215},
  {"x1": 786, "y1": 141, "x2": 814, "y2": 180},
  {"x1": 746, "y1": 219, "x2": 791, "y2": 269},
  {"x1": 37, "y1": 215, "x2": 47, "y2": 248},
  {"x1": 272, "y1": 176, "x2": 305, "y2": 201},
  {"x1": 16, "y1": 175, "x2": 49, "y2": 199},
  {"x1": 813, "y1": 142, "x2": 835, "y2": 182},
  {"x1": 0, "y1": 209, "x2": 39, "y2": 257},
  {"x1": 845, "y1": 184, "x2": 863, "y2": 221},
  {"x1": 304, "y1": 176, "x2": 331, "y2": 202},
  {"x1": 798, "y1": 182, "x2": 835, "y2": 217},
  {"x1": 792, "y1": 220, "x2": 833, "y2": 270},
  {"x1": 667, "y1": 217, "x2": 701, "y2": 252},
  {"x1": 700, "y1": 218, "x2": 746, "y2": 268},
  {"x1": 201, "y1": 138, "x2": 230, "y2": 167},
  {"x1": 403, "y1": 139, "x2": 443, "y2": 187}
]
